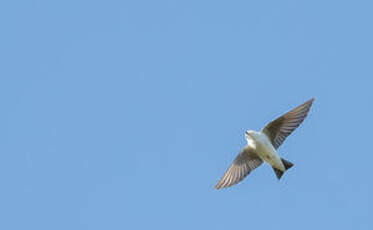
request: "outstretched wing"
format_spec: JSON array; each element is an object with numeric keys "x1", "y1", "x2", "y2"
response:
[
  {"x1": 261, "y1": 98, "x2": 314, "y2": 149},
  {"x1": 214, "y1": 147, "x2": 263, "y2": 189}
]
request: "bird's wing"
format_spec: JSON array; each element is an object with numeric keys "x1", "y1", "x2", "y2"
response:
[
  {"x1": 261, "y1": 98, "x2": 314, "y2": 149},
  {"x1": 214, "y1": 147, "x2": 263, "y2": 189}
]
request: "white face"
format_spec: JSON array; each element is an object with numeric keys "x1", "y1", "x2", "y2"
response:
[
  {"x1": 245, "y1": 130, "x2": 255, "y2": 139},
  {"x1": 245, "y1": 130, "x2": 256, "y2": 147}
]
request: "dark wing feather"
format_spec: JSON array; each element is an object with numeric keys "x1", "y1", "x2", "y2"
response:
[
  {"x1": 261, "y1": 98, "x2": 314, "y2": 149},
  {"x1": 214, "y1": 147, "x2": 263, "y2": 189}
]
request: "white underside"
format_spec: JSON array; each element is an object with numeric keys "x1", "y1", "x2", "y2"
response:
[{"x1": 246, "y1": 131, "x2": 285, "y2": 171}]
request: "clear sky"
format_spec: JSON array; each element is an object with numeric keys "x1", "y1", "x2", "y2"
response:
[{"x1": 1, "y1": 0, "x2": 373, "y2": 229}]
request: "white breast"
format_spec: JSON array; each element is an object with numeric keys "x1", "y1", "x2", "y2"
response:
[{"x1": 251, "y1": 132, "x2": 285, "y2": 171}]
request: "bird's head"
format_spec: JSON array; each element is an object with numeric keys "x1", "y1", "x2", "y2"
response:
[
  {"x1": 245, "y1": 130, "x2": 255, "y2": 139},
  {"x1": 245, "y1": 130, "x2": 257, "y2": 146}
]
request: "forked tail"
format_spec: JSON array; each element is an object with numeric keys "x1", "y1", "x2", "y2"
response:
[{"x1": 272, "y1": 158, "x2": 294, "y2": 180}]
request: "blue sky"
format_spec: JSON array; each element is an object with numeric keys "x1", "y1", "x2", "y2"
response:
[{"x1": 1, "y1": 0, "x2": 373, "y2": 229}]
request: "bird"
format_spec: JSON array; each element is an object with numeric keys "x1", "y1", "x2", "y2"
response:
[{"x1": 214, "y1": 98, "x2": 314, "y2": 189}]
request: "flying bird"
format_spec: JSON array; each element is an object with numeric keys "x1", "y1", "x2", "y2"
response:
[{"x1": 214, "y1": 98, "x2": 314, "y2": 189}]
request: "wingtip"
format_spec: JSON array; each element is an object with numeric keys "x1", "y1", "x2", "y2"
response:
[
  {"x1": 307, "y1": 98, "x2": 315, "y2": 104},
  {"x1": 214, "y1": 185, "x2": 222, "y2": 190},
  {"x1": 301, "y1": 98, "x2": 315, "y2": 108}
]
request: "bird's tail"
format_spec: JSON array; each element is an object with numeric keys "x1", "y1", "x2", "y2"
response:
[{"x1": 272, "y1": 158, "x2": 294, "y2": 180}]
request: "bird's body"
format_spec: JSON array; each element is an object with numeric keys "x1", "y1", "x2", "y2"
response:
[
  {"x1": 245, "y1": 131, "x2": 285, "y2": 172},
  {"x1": 214, "y1": 98, "x2": 314, "y2": 189}
]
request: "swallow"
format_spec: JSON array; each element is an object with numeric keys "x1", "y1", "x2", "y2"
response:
[{"x1": 214, "y1": 98, "x2": 314, "y2": 189}]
